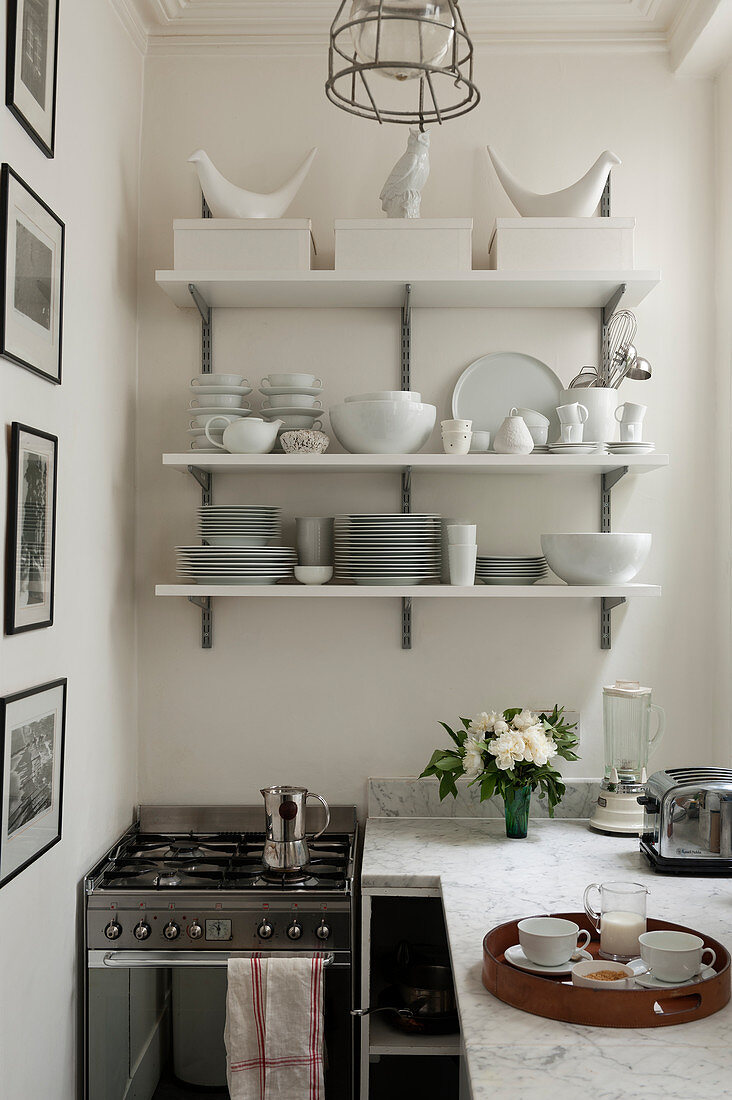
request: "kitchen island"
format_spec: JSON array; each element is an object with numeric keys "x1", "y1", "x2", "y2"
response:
[{"x1": 361, "y1": 817, "x2": 732, "y2": 1100}]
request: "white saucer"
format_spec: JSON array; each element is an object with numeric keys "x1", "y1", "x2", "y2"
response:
[
  {"x1": 634, "y1": 966, "x2": 715, "y2": 990},
  {"x1": 189, "y1": 384, "x2": 252, "y2": 396},
  {"x1": 504, "y1": 944, "x2": 592, "y2": 976},
  {"x1": 548, "y1": 444, "x2": 603, "y2": 455},
  {"x1": 188, "y1": 407, "x2": 251, "y2": 417},
  {"x1": 608, "y1": 443, "x2": 656, "y2": 454},
  {"x1": 260, "y1": 406, "x2": 323, "y2": 419},
  {"x1": 259, "y1": 385, "x2": 323, "y2": 398}
]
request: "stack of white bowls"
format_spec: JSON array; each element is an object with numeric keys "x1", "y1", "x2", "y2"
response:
[
  {"x1": 476, "y1": 555, "x2": 549, "y2": 586},
  {"x1": 188, "y1": 373, "x2": 252, "y2": 452},
  {"x1": 334, "y1": 513, "x2": 441, "y2": 585},
  {"x1": 197, "y1": 506, "x2": 281, "y2": 547},
  {"x1": 329, "y1": 391, "x2": 436, "y2": 454},
  {"x1": 259, "y1": 372, "x2": 324, "y2": 434}
]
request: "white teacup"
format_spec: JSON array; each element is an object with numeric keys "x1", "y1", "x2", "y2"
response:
[
  {"x1": 263, "y1": 394, "x2": 322, "y2": 409},
  {"x1": 559, "y1": 423, "x2": 583, "y2": 444},
  {"x1": 518, "y1": 917, "x2": 592, "y2": 967},
  {"x1": 441, "y1": 419, "x2": 472, "y2": 433},
  {"x1": 619, "y1": 422, "x2": 643, "y2": 442},
  {"x1": 189, "y1": 412, "x2": 246, "y2": 429},
  {"x1": 191, "y1": 373, "x2": 248, "y2": 388},
  {"x1": 442, "y1": 430, "x2": 472, "y2": 455},
  {"x1": 557, "y1": 402, "x2": 589, "y2": 425},
  {"x1": 638, "y1": 930, "x2": 716, "y2": 983},
  {"x1": 262, "y1": 373, "x2": 322, "y2": 389},
  {"x1": 615, "y1": 401, "x2": 647, "y2": 424}
]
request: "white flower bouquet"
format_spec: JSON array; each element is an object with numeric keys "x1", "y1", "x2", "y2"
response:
[{"x1": 420, "y1": 706, "x2": 579, "y2": 819}]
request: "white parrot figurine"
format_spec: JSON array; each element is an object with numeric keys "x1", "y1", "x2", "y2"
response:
[
  {"x1": 379, "y1": 128, "x2": 431, "y2": 219},
  {"x1": 188, "y1": 147, "x2": 318, "y2": 219},
  {"x1": 486, "y1": 146, "x2": 621, "y2": 218}
]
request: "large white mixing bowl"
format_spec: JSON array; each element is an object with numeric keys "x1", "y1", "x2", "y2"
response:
[
  {"x1": 540, "y1": 533, "x2": 651, "y2": 585},
  {"x1": 330, "y1": 400, "x2": 436, "y2": 454}
]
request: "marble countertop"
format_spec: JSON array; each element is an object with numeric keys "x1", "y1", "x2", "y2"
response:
[{"x1": 361, "y1": 817, "x2": 732, "y2": 1100}]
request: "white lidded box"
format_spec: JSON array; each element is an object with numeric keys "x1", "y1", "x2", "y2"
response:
[
  {"x1": 335, "y1": 219, "x2": 473, "y2": 272},
  {"x1": 489, "y1": 218, "x2": 635, "y2": 271},
  {"x1": 173, "y1": 219, "x2": 315, "y2": 271}
]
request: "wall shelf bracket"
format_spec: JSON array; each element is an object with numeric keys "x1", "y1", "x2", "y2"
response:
[
  {"x1": 600, "y1": 465, "x2": 628, "y2": 532},
  {"x1": 188, "y1": 283, "x2": 212, "y2": 373},
  {"x1": 402, "y1": 597, "x2": 413, "y2": 651},
  {"x1": 601, "y1": 596, "x2": 626, "y2": 650},
  {"x1": 187, "y1": 595, "x2": 212, "y2": 649},
  {"x1": 401, "y1": 283, "x2": 411, "y2": 392},
  {"x1": 187, "y1": 465, "x2": 212, "y2": 506},
  {"x1": 602, "y1": 283, "x2": 626, "y2": 325}
]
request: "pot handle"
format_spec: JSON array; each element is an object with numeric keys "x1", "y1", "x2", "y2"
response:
[
  {"x1": 351, "y1": 1006, "x2": 412, "y2": 1019},
  {"x1": 307, "y1": 792, "x2": 331, "y2": 839},
  {"x1": 204, "y1": 416, "x2": 233, "y2": 449}
]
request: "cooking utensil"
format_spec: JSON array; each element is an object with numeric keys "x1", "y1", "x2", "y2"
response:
[
  {"x1": 568, "y1": 365, "x2": 600, "y2": 388},
  {"x1": 260, "y1": 785, "x2": 331, "y2": 872},
  {"x1": 603, "y1": 310, "x2": 637, "y2": 387}
]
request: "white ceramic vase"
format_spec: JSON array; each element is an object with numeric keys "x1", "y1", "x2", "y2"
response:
[
  {"x1": 560, "y1": 387, "x2": 619, "y2": 444},
  {"x1": 493, "y1": 415, "x2": 534, "y2": 455}
]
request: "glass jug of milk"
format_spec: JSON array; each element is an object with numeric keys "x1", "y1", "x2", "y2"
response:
[{"x1": 583, "y1": 880, "x2": 649, "y2": 960}]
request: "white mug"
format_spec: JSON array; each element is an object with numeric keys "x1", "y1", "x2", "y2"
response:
[
  {"x1": 638, "y1": 930, "x2": 716, "y2": 983},
  {"x1": 518, "y1": 917, "x2": 591, "y2": 967},
  {"x1": 557, "y1": 402, "x2": 589, "y2": 425},
  {"x1": 615, "y1": 401, "x2": 647, "y2": 424},
  {"x1": 559, "y1": 424, "x2": 584, "y2": 444},
  {"x1": 619, "y1": 422, "x2": 643, "y2": 442}
]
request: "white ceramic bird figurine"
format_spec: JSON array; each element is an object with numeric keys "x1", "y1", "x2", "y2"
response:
[
  {"x1": 380, "y1": 128, "x2": 431, "y2": 219},
  {"x1": 486, "y1": 146, "x2": 621, "y2": 218},
  {"x1": 188, "y1": 147, "x2": 318, "y2": 219}
]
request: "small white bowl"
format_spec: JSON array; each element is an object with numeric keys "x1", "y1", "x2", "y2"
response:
[
  {"x1": 469, "y1": 430, "x2": 491, "y2": 453},
  {"x1": 191, "y1": 373, "x2": 248, "y2": 388},
  {"x1": 442, "y1": 418, "x2": 472, "y2": 433},
  {"x1": 263, "y1": 394, "x2": 322, "y2": 409},
  {"x1": 294, "y1": 565, "x2": 333, "y2": 585},
  {"x1": 442, "y1": 430, "x2": 472, "y2": 455},
  {"x1": 571, "y1": 960, "x2": 635, "y2": 989}
]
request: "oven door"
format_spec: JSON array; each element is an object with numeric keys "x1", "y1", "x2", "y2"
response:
[{"x1": 85, "y1": 950, "x2": 352, "y2": 1100}]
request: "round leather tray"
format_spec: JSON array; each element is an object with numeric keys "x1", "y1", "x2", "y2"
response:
[{"x1": 482, "y1": 912, "x2": 730, "y2": 1027}]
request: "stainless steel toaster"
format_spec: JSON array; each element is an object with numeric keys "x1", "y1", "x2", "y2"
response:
[{"x1": 639, "y1": 767, "x2": 732, "y2": 873}]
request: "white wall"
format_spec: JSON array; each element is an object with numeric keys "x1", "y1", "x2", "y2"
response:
[
  {"x1": 136, "y1": 49, "x2": 717, "y2": 814},
  {"x1": 0, "y1": 3, "x2": 142, "y2": 1098}
]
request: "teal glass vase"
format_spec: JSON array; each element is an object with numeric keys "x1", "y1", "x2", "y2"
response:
[{"x1": 503, "y1": 785, "x2": 531, "y2": 839}]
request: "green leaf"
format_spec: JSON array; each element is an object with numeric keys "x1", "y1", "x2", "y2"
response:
[
  {"x1": 439, "y1": 772, "x2": 459, "y2": 800},
  {"x1": 435, "y1": 756, "x2": 463, "y2": 771}
]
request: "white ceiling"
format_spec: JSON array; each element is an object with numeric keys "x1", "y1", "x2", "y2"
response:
[{"x1": 111, "y1": 0, "x2": 730, "y2": 73}]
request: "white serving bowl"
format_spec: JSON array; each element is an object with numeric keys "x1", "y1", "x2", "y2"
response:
[
  {"x1": 330, "y1": 400, "x2": 436, "y2": 454},
  {"x1": 263, "y1": 394, "x2": 322, "y2": 409},
  {"x1": 540, "y1": 533, "x2": 651, "y2": 585},
  {"x1": 344, "y1": 391, "x2": 421, "y2": 403}
]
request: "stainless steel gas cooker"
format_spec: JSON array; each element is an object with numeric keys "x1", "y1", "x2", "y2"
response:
[{"x1": 84, "y1": 804, "x2": 358, "y2": 1099}]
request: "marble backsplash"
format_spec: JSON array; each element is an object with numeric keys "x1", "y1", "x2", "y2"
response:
[{"x1": 368, "y1": 777, "x2": 601, "y2": 819}]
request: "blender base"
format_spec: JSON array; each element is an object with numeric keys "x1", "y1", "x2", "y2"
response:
[{"x1": 589, "y1": 789, "x2": 644, "y2": 836}]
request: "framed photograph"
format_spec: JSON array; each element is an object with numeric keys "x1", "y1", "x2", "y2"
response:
[
  {"x1": 0, "y1": 165, "x2": 64, "y2": 383},
  {"x1": 5, "y1": 422, "x2": 58, "y2": 634},
  {"x1": 0, "y1": 678, "x2": 66, "y2": 889},
  {"x1": 6, "y1": 0, "x2": 60, "y2": 158}
]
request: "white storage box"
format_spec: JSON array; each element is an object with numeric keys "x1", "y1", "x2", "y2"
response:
[
  {"x1": 335, "y1": 219, "x2": 473, "y2": 272},
  {"x1": 173, "y1": 219, "x2": 314, "y2": 271},
  {"x1": 489, "y1": 218, "x2": 635, "y2": 271}
]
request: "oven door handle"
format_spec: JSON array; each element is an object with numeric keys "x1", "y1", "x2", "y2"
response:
[{"x1": 99, "y1": 950, "x2": 336, "y2": 968}]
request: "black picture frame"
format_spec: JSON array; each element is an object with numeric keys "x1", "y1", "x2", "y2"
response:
[
  {"x1": 6, "y1": 0, "x2": 60, "y2": 158},
  {"x1": 0, "y1": 678, "x2": 66, "y2": 890},
  {"x1": 0, "y1": 164, "x2": 65, "y2": 383},
  {"x1": 5, "y1": 422, "x2": 58, "y2": 634}
]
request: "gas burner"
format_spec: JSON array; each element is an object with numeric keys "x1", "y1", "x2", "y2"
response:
[
  {"x1": 261, "y1": 868, "x2": 310, "y2": 886},
  {"x1": 163, "y1": 842, "x2": 207, "y2": 860}
]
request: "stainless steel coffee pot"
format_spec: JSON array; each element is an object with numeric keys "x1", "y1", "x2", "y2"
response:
[{"x1": 260, "y1": 785, "x2": 331, "y2": 872}]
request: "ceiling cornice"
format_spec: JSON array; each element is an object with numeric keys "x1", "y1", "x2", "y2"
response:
[{"x1": 109, "y1": 0, "x2": 698, "y2": 61}]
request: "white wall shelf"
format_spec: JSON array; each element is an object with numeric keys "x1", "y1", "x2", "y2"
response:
[
  {"x1": 156, "y1": 584, "x2": 661, "y2": 599},
  {"x1": 156, "y1": 269, "x2": 660, "y2": 311},
  {"x1": 166, "y1": 453, "x2": 669, "y2": 476},
  {"x1": 368, "y1": 1014, "x2": 461, "y2": 1058}
]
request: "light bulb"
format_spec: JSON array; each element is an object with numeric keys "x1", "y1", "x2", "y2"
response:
[{"x1": 349, "y1": 0, "x2": 455, "y2": 81}]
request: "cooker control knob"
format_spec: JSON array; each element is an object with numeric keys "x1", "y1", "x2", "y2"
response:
[
  {"x1": 163, "y1": 921, "x2": 180, "y2": 941},
  {"x1": 287, "y1": 921, "x2": 303, "y2": 941},
  {"x1": 104, "y1": 919, "x2": 122, "y2": 941},
  {"x1": 188, "y1": 921, "x2": 203, "y2": 940},
  {"x1": 315, "y1": 921, "x2": 331, "y2": 941},
  {"x1": 133, "y1": 921, "x2": 151, "y2": 941},
  {"x1": 258, "y1": 920, "x2": 274, "y2": 940}
]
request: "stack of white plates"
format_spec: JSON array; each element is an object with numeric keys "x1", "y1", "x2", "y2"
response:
[
  {"x1": 607, "y1": 442, "x2": 655, "y2": 455},
  {"x1": 548, "y1": 442, "x2": 607, "y2": 455},
  {"x1": 176, "y1": 545, "x2": 296, "y2": 584},
  {"x1": 476, "y1": 555, "x2": 549, "y2": 586},
  {"x1": 197, "y1": 506, "x2": 281, "y2": 547},
  {"x1": 335, "y1": 513, "x2": 441, "y2": 586}
]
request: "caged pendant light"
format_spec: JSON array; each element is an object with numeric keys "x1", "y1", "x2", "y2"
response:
[{"x1": 326, "y1": 0, "x2": 480, "y2": 126}]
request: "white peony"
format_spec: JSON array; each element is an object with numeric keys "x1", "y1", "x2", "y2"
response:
[
  {"x1": 512, "y1": 708, "x2": 537, "y2": 731},
  {"x1": 468, "y1": 711, "x2": 498, "y2": 736},
  {"x1": 463, "y1": 744, "x2": 484, "y2": 778},
  {"x1": 522, "y1": 725, "x2": 558, "y2": 766},
  {"x1": 488, "y1": 730, "x2": 527, "y2": 771},
  {"x1": 493, "y1": 719, "x2": 509, "y2": 735}
]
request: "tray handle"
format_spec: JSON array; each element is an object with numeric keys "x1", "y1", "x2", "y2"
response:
[{"x1": 654, "y1": 993, "x2": 703, "y2": 1016}]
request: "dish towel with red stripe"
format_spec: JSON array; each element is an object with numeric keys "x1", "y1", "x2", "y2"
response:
[{"x1": 225, "y1": 954, "x2": 325, "y2": 1100}]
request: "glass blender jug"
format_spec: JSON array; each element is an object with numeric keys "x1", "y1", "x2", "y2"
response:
[{"x1": 590, "y1": 681, "x2": 665, "y2": 835}]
